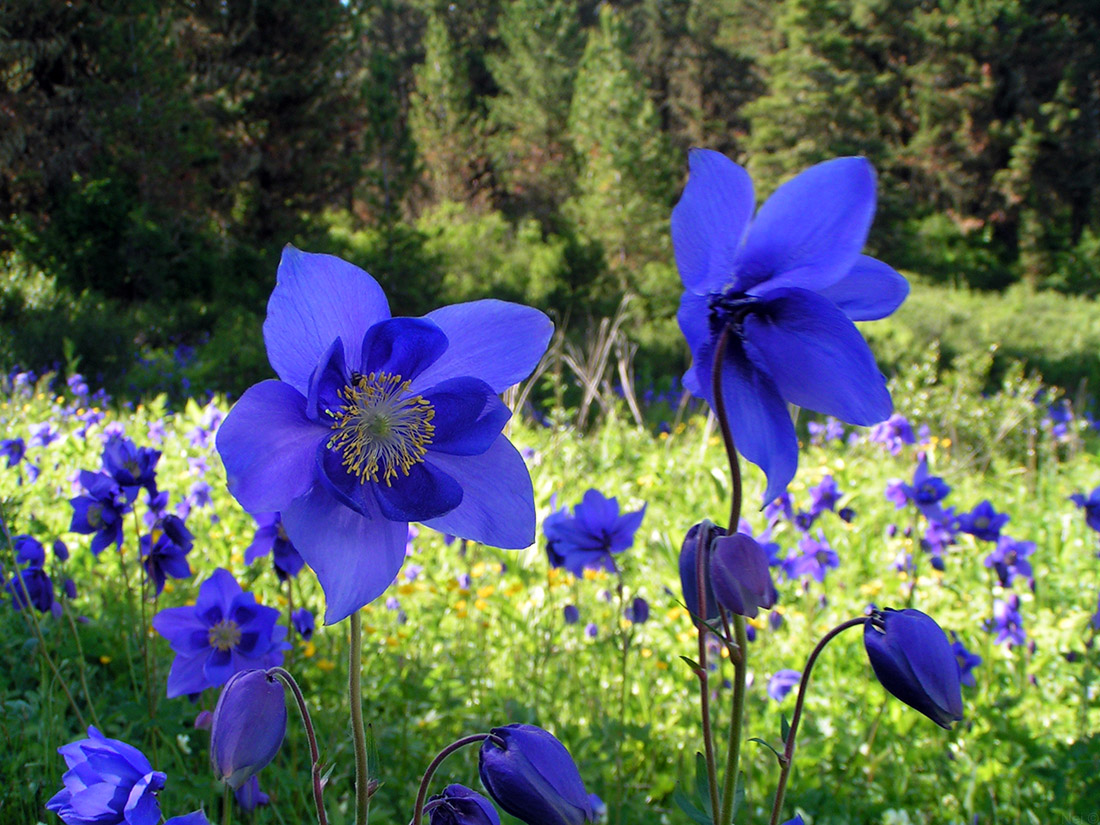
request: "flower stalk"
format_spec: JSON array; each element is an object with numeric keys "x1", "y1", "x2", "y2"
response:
[
  {"x1": 268, "y1": 666, "x2": 329, "y2": 825},
  {"x1": 350, "y1": 610, "x2": 371, "y2": 825},
  {"x1": 408, "y1": 733, "x2": 501, "y2": 825}
]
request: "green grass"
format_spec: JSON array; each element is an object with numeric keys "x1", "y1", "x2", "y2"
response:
[{"x1": 2, "y1": 368, "x2": 1099, "y2": 825}]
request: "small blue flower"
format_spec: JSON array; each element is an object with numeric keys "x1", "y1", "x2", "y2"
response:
[
  {"x1": 767, "y1": 669, "x2": 801, "y2": 702},
  {"x1": 245, "y1": 512, "x2": 306, "y2": 581},
  {"x1": 563, "y1": 605, "x2": 580, "y2": 625},
  {"x1": 292, "y1": 607, "x2": 315, "y2": 640},
  {"x1": 216, "y1": 247, "x2": 552, "y2": 622},
  {"x1": 625, "y1": 596, "x2": 649, "y2": 624},
  {"x1": 102, "y1": 436, "x2": 161, "y2": 501},
  {"x1": 478, "y1": 724, "x2": 594, "y2": 825},
  {"x1": 425, "y1": 784, "x2": 501, "y2": 825},
  {"x1": 781, "y1": 530, "x2": 839, "y2": 583},
  {"x1": 869, "y1": 413, "x2": 916, "y2": 456},
  {"x1": 140, "y1": 517, "x2": 194, "y2": 596},
  {"x1": 899, "y1": 456, "x2": 951, "y2": 519},
  {"x1": 678, "y1": 521, "x2": 722, "y2": 623},
  {"x1": 950, "y1": 631, "x2": 982, "y2": 688},
  {"x1": 5, "y1": 563, "x2": 54, "y2": 613},
  {"x1": 673, "y1": 150, "x2": 906, "y2": 502},
  {"x1": 69, "y1": 470, "x2": 131, "y2": 556},
  {"x1": 864, "y1": 608, "x2": 963, "y2": 729},
  {"x1": 46, "y1": 726, "x2": 167, "y2": 825},
  {"x1": 983, "y1": 534, "x2": 1035, "y2": 588},
  {"x1": 709, "y1": 533, "x2": 778, "y2": 619},
  {"x1": 542, "y1": 490, "x2": 646, "y2": 577},
  {"x1": 151, "y1": 569, "x2": 290, "y2": 697},
  {"x1": 808, "y1": 474, "x2": 841, "y2": 517},
  {"x1": 234, "y1": 776, "x2": 270, "y2": 811},
  {"x1": 1069, "y1": 487, "x2": 1100, "y2": 534},
  {"x1": 0, "y1": 437, "x2": 25, "y2": 467},
  {"x1": 957, "y1": 500, "x2": 1010, "y2": 542},
  {"x1": 988, "y1": 595, "x2": 1026, "y2": 647}
]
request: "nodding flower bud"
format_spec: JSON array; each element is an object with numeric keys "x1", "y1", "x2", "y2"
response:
[
  {"x1": 709, "y1": 533, "x2": 778, "y2": 618},
  {"x1": 426, "y1": 784, "x2": 501, "y2": 825},
  {"x1": 210, "y1": 669, "x2": 287, "y2": 789},
  {"x1": 863, "y1": 608, "x2": 963, "y2": 729},
  {"x1": 679, "y1": 521, "x2": 723, "y2": 623},
  {"x1": 478, "y1": 724, "x2": 593, "y2": 825}
]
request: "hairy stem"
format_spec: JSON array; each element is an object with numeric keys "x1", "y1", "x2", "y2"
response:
[
  {"x1": 350, "y1": 610, "x2": 371, "y2": 825},
  {"x1": 269, "y1": 666, "x2": 329, "y2": 825}
]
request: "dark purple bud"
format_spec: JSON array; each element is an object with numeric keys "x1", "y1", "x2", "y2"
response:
[
  {"x1": 626, "y1": 597, "x2": 649, "y2": 624},
  {"x1": 930, "y1": 555, "x2": 945, "y2": 572},
  {"x1": 210, "y1": 669, "x2": 287, "y2": 789},
  {"x1": 426, "y1": 784, "x2": 501, "y2": 825},
  {"x1": 563, "y1": 605, "x2": 579, "y2": 625},
  {"x1": 769, "y1": 610, "x2": 784, "y2": 631},
  {"x1": 478, "y1": 724, "x2": 593, "y2": 825},
  {"x1": 864, "y1": 608, "x2": 963, "y2": 729},
  {"x1": 886, "y1": 524, "x2": 898, "y2": 538},
  {"x1": 53, "y1": 539, "x2": 70, "y2": 562},
  {"x1": 63, "y1": 578, "x2": 77, "y2": 600},
  {"x1": 292, "y1": 607, "x2": 315, "y2": 641},
  {"x1": 838, "y1": 507, "x2": 855, "y2": 523},
  {"x1": 234, "y1": 775, "x2": 270, "y2": 811},
  {"x1": 194, "y1": 710, "x2": 213, "y2": 731},
  {"x1": 709, "y1": 533, "x2": 778, "y2": 619},
  {"x1": 678, "y1": 521, "x2": 722, "y2": 623}
]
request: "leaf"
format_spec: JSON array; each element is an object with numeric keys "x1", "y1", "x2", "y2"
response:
[
  {"x1": 748, "y1": 737, "x2": 783, "y2": 761},
  {"x1": 730, "y1": 771, "x2": 745, "y2": 821},
  {"x1": 780, "y1": 712, "x2": 791, "y2": 743},
  {"x1": 672, "y1": 784, "x2": 714, "y2": 825},
  {"x1": 679, "y1": 655, "x2": 704, "y2": 677}
]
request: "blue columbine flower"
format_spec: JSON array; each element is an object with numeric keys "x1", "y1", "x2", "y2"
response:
[
  {"x1": 710, "y1": 533, "x2": 778, "y2": 618},
  {"x1": 957, "y1": 500, "x2": 1010, "y2": 542},
  {"x1": 672, "y1": 150, "x2": 907, "y2": 502},
  {"x1": 808, "y1": 474, "x2": 842, "y2": 517},
  {"x1": 478, "y1": 724, "x2": 594, "y2": 825},
  {"x1": 244, "y1": 511, "x2": 306, "y2": 581},
  {"x1": 210, "y1": 669, "x2": 287, "y2": 789},
  {"x1": 983, "y1": 534, "x2": 1035, "y2": 588},
  {"x1": 140, "y1": 517, "x2": 194, "y2": 596},
  {"x1": 291, "y1": 607, "x2": 315, "y2": 640},
  {"x1": 151, "y1": 568, "x2": 290, "y2": 697},
  {"x1": 988, "y1": 595, "x2": 1026, "y2": 647},
  {"x1": 950, "y1": 631, "x2": 983, "y2": 687},
  {"x1": 767, "y1": 669, "x2": 801, "y2": 702},
  {"x1": 216, "y1": 247, "x2": 551, "y2": 622},
  {"x1": 1, "y1": 436, "x2": 25, "y2": 468},
  {"x1": 69, "y1": 470, "x2": 131, "y2": 556},
  {"x1": 898, "y1": 455, "x2": 951, "y2": 519},
  {"x1": 1069, "y1": 487, "x2": 1100, "y2": 534},
  {"x1": 781, "y1": 529, "x2": 839, "y2": 583},
  {"x1": 863, "y1": 608, "x2": 963, "y2": 729},
  {"x1": 102, "y1": 436, "x2": 161, "y2": 501},
  {"x1": 868, "y1": 413, "x2": 916, "y2": 456},
  {"x1": 46, "y1": 726, "x2": 168, "y2": 825},
  {"x1": 425, "y1": 784, "x2": 501, "y2": 825},
  {"x1": 542, "y1": 489, "x2": 646, "y2": 577}
]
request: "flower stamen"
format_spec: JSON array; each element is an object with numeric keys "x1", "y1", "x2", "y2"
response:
[
  {"x1": 327, "y1": 371, "x2": 436, "y2": 486},
  {"x1": 208, "y1": 619, "x2": 242, "y2": 651}
]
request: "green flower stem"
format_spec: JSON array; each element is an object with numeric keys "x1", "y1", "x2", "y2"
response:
[
  {"x1": 350, "y1": 609, "x2": 371, "y2": 825},
  {"x1": 768, "y1": 617, "x2": 868, "y2": 825},
  {"x1": 693, "y1": 522, "x2": 720, "y2": 825},
  {"x1": 222, "y1": 783, "x2": 232, "y2": 825},
  {"x1": 60, "y1": 599, "x2": 103, "y2": 730},
  {"x1": 268, "y1": 666, "x2": 329, "y2": 825},
  {"x1": 718, "y1": 614, "x2": 748, "y2": 825},
  {"x1": 0, "y1": 505, "x2": 88, "y2": 729},
  {"x1": 408, "y1": 733, "x2": 503, "y2": 825}
]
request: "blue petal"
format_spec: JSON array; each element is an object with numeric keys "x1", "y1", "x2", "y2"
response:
[
  {"x1": 151, "y1": 607, "x2": 208, "y2": 655},
  {"x1": 712, "y1": 334, "x2": 799, "y2": 504},
  {"x1": 281, "y1": 484, "x2": 408, "y2": 623},
  {"x1": 216, "y1": 381, "x2": 328, "y2": 513},
  {"x1": 423, "y1": 377, "x2": 511, "y2": 455},
  {"x1": 360, "y1": 317, "x2": 448, "y2": 381},
  {"x1": 372, "y1": 461, "x2": 464, "y2": 522},
  {"x1": 264, "y1": 246, "x2": 391, "y2": 394},
  {"x1": 165, "y1": 652, "x2": 212, "y2": 698},
  {"x1": 677, "y1": 291, "x2": 713, "y2": 398},
  {"x1": 671, "y1": 149, "x2": 755, "y2": 295},
  {"x1": 411, "y1": 301, "x2": 553, "y2": 393},
  {"x1": 816, "y1": 255, "x2": 909, "y2": 321},
  {"x1": 735, "y1": 157, "x2": 876, "y2": 294},
  {"x1": 893, "y1": 610, "x2": 963, "y2": 721},
  {"x1": 422, "y1": 436, "x2": 535, "y2": 549},
  {"x1": 306, "y1": 338, "x2": 349, "y2": 420},
  {"x1": 744, "y1": 288, "x2": 892, "y2": 425}
]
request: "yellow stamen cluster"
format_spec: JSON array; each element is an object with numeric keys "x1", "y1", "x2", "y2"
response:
[
  {"x1": 207, "y1": 619, "x2": 242, "y2": 651},
  {"x1": 327, "y1": 371, "x2": 436, "y2": 485}
]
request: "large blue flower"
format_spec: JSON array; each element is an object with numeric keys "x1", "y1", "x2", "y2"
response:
[
  {"x1": 216, "y1": 247, "x2": 552, "y2": 622},
  {"x1": 672, "y1": 150, "x2": 908, "y2": 501}
]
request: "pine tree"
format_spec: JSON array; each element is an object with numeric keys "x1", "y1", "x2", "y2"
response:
[
  {"x1": 408, "y1": 6, "x2": 492, "y2": 207},
  {"x1": 486, "y1": 0, "x2": 584, "y2": 221},
  {"x1": 565, "y1": 4, "x2": 677, "y2": 315}
]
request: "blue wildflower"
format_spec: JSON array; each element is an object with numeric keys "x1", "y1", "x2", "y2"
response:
[
  {"x1": 46, "y1": 726, "x2": 167, "y2": 825},
  {"x1": 292, "y1": 607, "x2": 315, "y2": 640},
  {"x1": 210, "y1": 669, "x2": 287, "y2": 789},
  {"x1": 869, "y1": 413, "x2": 916, "y2": 455},
  {"x1": 767, "y1": 669, "x2": 801, "y2": 702},
  {"x1": 988, "y1": 595, "x2": 1026, "y2": 647},
  {"x1": 1069, "y1": 487, "x2": 1100, "y2": 534},
  {"x1": 957, "y1": 500, "x2": 1010, "y2": 542},
  {"x1": 216, "y1": 247, "x2": 551, "y2": 622},
  {"x1": 6, "y1": 563, "x2": 54, "y2": 613},
  {"x1": 28, "y1": 421, "x2": 60, "y2": 449},
  {"x1": 710, "y1": 533, "x2": 778, "y2": 618},
  {"x1": 563, "y1": 605, "x2": 580, "y2": 625},
  {"x1": 140, "y1": 518, "x2": 194, "y2": 596},
  {"x1": 69, "y1": 470, "x2": 130, "y2": 556},
  {"x1": 245, "y1": 512, "x2": 306, "y2": 581},
  {"x1": 782, "y1": 530, "x2": 839, "y2": 583},
  {"x1": 808, "y1": 474, "x2": 841, "y2": 516},
  {"x1": 625, "y1": 596, "x2": 649, "y2": 624},
  {"x1": 898, "y1": 456, "x2": 951, "y2": 519},
  {"x1": 425, "y1": 784, "x2": 501, "y2": 825},
  {"x1": 984, "y1": 534, "x2": 1035, "y2": 588},
  {"x1": 950, "y1": 631, "x2": 982, "y2": 688},
  {"x1": 672, "y1": 150, "x2": 906, "y2": 502},
  {"x1": 542, "y1": 489, "x2": 646, "y2": 577},
  {"x1": 234, "y1": 776, "x2": 270, "y2": 812},
  {"x1": 102, "y1": 436, "x2": 161, "y2": 501},
  {"x1": 0, "y1": 437, "x2": 25, "y2": 467},
  {"x1": 151, "y1": 568, "x2": 290, "y2": 697}
]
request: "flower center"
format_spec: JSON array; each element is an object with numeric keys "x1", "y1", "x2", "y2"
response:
[
  {"x1": 708, "y1": 291, "x2": 760, "y2": 335},
  {"x1": 207, "y1": 619, "x2": 241, "y2": 651},
  {"x1": 326, "y1": 371, "x2": 436, "y2": 485},
  {"x1": 975, "y1": 516, "x2": 989, "y2": 529}
]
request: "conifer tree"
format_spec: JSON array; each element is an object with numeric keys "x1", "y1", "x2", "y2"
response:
[
  {"x1": 565, "y1": 5, "x2": 677, "y2": 316},
  {"x1": 487, "y1": 0, "x2": 584, "y2": 221}
]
